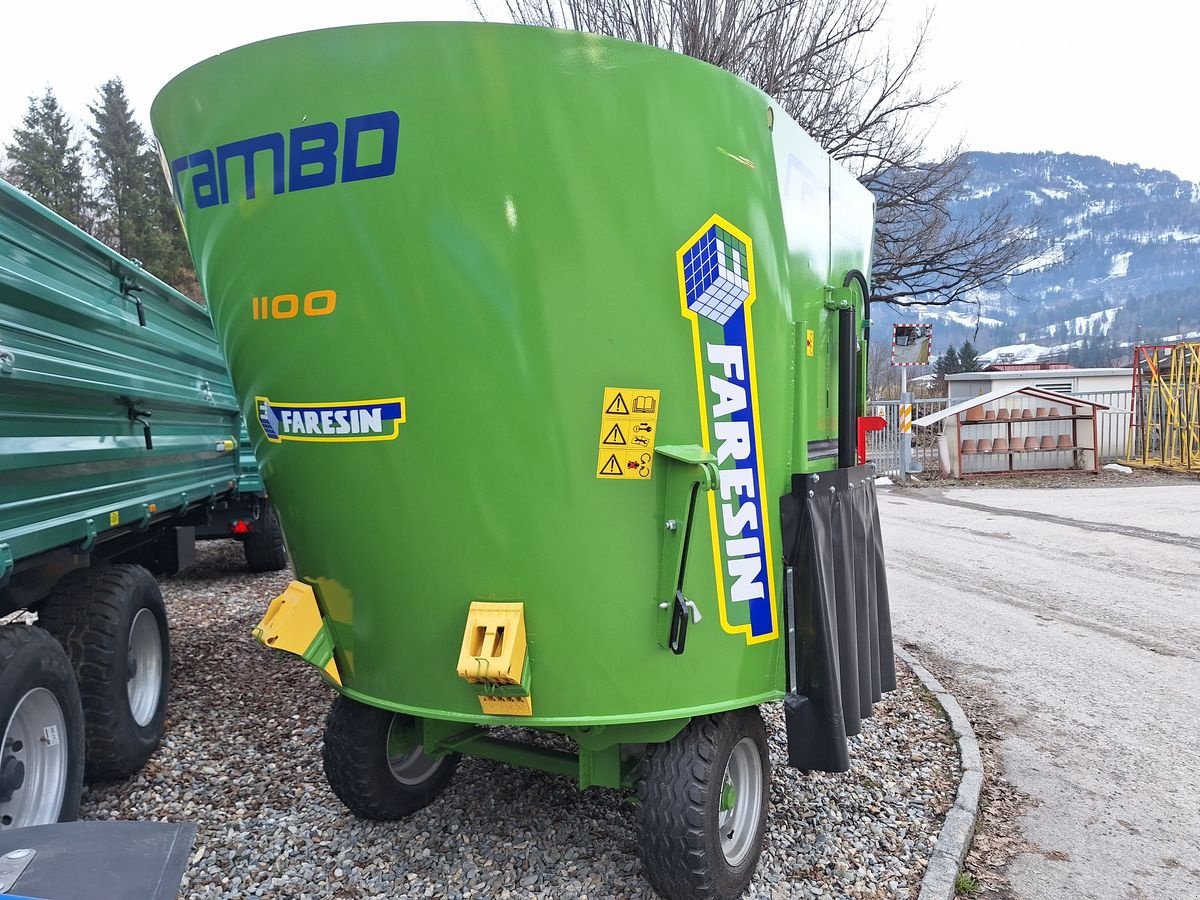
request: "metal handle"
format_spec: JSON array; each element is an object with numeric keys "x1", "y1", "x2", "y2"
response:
[
  {"x1": 120, "y1": 275, "x2": 147, "y2": 326},
  {"x1": 654, "y1": 444, "x2": 718, "y2": 653},
  {"x1": 129, "y1": 407, "x2": 153, "y2": 450},
  {"x1": 667, "y1": 593, "x2": 703, "y2": 654}
]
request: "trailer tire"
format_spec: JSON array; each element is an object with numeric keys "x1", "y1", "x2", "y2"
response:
[
  {"x1": 636, "y1": 707, "x2": 770, "y2": 900},
  {"x1": 0, "y1": 626, "x2": 85, "y2": 828},
  {"x1": 322, "y1": 696, "x2": 459, "y2": 820},
  {"x1": 37, "y1": 565, "x2": 169, "y2": 782},
  {"x1": 243, "y1": 504, "x2": 288, "y2": 572}
]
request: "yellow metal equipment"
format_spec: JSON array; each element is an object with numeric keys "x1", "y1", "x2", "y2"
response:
[
  {"x1": 1126, "y1": 342, "x2": 1200, "y2": 473},
  {"x1": 254, "y1": 582, "x2": 342, "y2": 684},
  {"x1": 456, "y1": 602, "x2": 531, "y2": 716}
]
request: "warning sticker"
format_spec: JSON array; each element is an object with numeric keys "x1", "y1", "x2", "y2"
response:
[
  {"x1": 601, "y1": 421, "x2": 628, "y2": 446},
  {"x1": 596, "y1": 388, "x2": 660, "y2": 479}
]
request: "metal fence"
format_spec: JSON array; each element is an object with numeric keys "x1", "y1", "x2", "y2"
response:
[
  {"x1": 1075, "y1": 390, "x2": 1132, "y2": 461},
  {"x1": 865, "y1": 398, "x2": 949, "y2": 478},
  {"x1": 866, "y1": 389, "x2": 1132, "y2": 479}
]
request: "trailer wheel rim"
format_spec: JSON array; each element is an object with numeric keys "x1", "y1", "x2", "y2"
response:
[
  {"x1": 386, "y1": 717, "x2": 443, "y2": 786},
  {"x1": 0, "y1": 688, "x2": 69, "y2": 828},
  {"x1": 127, "y1": 608, "x2": 164, "y2": 727},
  {"x1": 718, "y1": 736, "x2": 763, "y2": 867}
]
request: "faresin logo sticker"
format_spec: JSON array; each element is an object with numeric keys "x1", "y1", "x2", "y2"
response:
[
  {"x1": 256, "y1": 396, "x2": 405, "y2": 444},
  {"x1": 676, "y1": 215, "x2": 778, "y2": 645}
]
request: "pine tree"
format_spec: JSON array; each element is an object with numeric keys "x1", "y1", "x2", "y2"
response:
[
  {"x1": 935, "y1": 345, "x2": 960, "y2": 378},
  {"x1": 4, "y1": 89, "x2": 90, "y2": 228},
  {"x1": 88, "y1": 78, "x2": 195, "y2": 291},
  {"x1": 933, "y1": 344, "x2": 960, "y2": 394},
  {"x1": 145, "y1": 163, "x2": 196, "y2": 294},
  {"x1": 958, "y1": 340, "x2": 982, "y2": 372},
  {"x1": 89, "y1": 79, "x2": 149, "y2": 257}
]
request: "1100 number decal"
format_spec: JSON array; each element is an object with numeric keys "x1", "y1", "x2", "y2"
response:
[{"x1": 252, "y1": 290, "x2": 337, "y2": 320}]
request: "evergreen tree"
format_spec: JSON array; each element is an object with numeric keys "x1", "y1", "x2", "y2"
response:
[
  {"x1": 933, "y1": 344, "x2": 960, "y2": 393},
  {"x1": 958, "y1": 340, "x2": 981, "y2": 372},
  {"x1": 147, "y1": 167, "x2": 196, "y2": 295},
  {"x1": 88, "y1": 78, "x2": 194, "y2": 291},
  {"x1": 934, "y1": 345, "x2": 960, "y2": 378},
  {"x1": 4, "y1": 89, "x2": 90, "y2": 227},
  {"x1": 89, "y1": 79, "x2": 149, "y2": 257}
]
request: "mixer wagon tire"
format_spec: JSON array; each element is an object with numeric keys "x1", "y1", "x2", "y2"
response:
[
  {"x1": 322, "y1": 697, "x2": 460, "y2": 820},
  {"x1": 243, "y1": 504, "x2": 288, "y2": 572},
  {"x1": 636, "y1": 707, "x2": 770, "y2": 900},
  {"x1": 36, "y1": 564, "x2": 169, "y2": 782},
  {"x1": 0, "y1": 625, "x2": 85, "y2": 828}
]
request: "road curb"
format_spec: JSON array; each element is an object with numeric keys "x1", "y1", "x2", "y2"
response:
[{"x1": 895, "y1": 645, "x2": 984, "y2": 900}]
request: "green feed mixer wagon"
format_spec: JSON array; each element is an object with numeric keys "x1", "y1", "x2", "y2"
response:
[{"x1": 153, "y1": 22, "x2": 894, "y2": 899}]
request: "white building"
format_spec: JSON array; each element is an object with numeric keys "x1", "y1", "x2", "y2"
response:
[{"x1": 946, "y1": 367, "x2": 1131, "y2": 402}]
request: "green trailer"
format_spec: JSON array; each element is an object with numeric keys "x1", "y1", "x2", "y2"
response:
[
  {"x1": 0, "y1": 178, "x2": 288, "y2": 830},
  {"x1": 153, "y1": 22, "x2": 894, "y2": 899}
]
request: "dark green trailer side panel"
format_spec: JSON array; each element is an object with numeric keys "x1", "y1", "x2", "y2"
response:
[{"x1": 0, "y1": 178, "x2": 245, "y2": 578}]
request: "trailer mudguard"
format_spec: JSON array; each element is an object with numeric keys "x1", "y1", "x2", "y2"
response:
[{"x1": 781, "y1": 464, "x2": 894, "y2": 772}]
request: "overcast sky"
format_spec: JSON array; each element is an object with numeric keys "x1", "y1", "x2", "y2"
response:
[{"x1": 1, "y1": 0, "x2": 1194, "y2": 182}]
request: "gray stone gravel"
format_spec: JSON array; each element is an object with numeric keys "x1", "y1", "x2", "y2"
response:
[{"x1": 81, "y1": 542, "x2": 957, "y2": 899}]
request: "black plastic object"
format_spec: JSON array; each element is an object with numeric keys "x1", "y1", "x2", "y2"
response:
[
  {"x1": 837, "y1": 305, "x2": 858, "y2": 468},
  {"x1": 844, "y1": 269, "x2": 870, "y2": 349},
  {"x1": 668, "y1": 590, "x2": 690, "y2": 655},
  {"x1": 0, "y1": 820, "x2": 196, "y2": 900},
  {"x1": 779, "y1": 464, "x2": 895, "y2": 772},
  {"x1": 118, "y1": 275, "x2": 147, "y2": 326},
  {"x1": 128, "y1": 407, "x2": 153, "y2": 450}
]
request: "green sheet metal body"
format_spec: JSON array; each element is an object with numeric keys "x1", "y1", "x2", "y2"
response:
[
  {"x1": 151, "y1": 23, "x2": 874, "y2": 728},
  {"x1": 0, "y1": 179, "x2": 250, "y2": 582}
]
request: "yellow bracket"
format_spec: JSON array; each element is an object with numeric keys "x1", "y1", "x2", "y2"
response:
[
  {"x1": 456, "y1": 602, "x2": 527, "y2": 684},
  {"x1": 455, "y1": 602, "x2": 531, "y2": 715},
  {"x1": 253, "y1": 581, "x2": 341, "y2": 685}
]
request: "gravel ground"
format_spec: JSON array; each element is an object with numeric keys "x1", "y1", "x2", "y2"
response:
[
  {"x1": 81, "y1": 542, "x2": 958, "y2": 899},
  {"x1": 899, "y1": 645, "x2": 1033, "y2": 900}
]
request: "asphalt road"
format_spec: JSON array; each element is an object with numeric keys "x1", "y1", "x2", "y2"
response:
[{"x1": 879, "y1": 481, "x2": 1200, "y2": 900}]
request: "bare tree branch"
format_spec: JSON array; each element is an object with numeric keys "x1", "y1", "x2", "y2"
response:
[{"x1": 498, "y1": 0, "x2": 1035, "y2": 308}]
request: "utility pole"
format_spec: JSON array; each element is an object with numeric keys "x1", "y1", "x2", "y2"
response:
[
  {"x1": 891, "y1": 324, "x2": 930, "y2": 481},
  {"x1": 899, "y1": 367, "x2": 913, "y2": 479}
]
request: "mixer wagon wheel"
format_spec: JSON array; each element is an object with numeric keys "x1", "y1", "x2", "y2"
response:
[
  {"x1": 0, "y1": 626, "x2": 85, "y2": 829},
  {"x1": 636, "y1": 707, "x2": 770, "y2": 900},
  {"x1": 36, "y1": 564, "x2": 169, "y2": 782},
  {"x1": 243, "y1": 503, "x2": 288, "y2": 572},
  {"x1": 322, "y1": 696, "x2": 460, "y2": 819}
]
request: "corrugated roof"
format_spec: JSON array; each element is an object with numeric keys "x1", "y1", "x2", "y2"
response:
[{"x1": 913, "y1": 385, "x2": 1109, "y2": 427}]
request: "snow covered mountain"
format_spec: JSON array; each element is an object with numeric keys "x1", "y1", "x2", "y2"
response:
[{"x1": 879, "y1": 151, "x2": 1200, "y2": 366}]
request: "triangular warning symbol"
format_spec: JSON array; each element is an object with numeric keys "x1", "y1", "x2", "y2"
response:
[
  {"x1": 599, "y1": 454, "x2": 623, "y2": 476},
  {"x1": 602, "y1": 423, "x2": 627, "y2": 445},
  {"x1": 605, "y1": 393, "x2": 629, "y2": 415}
]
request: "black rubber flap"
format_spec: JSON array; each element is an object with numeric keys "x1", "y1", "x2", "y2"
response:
[
  {"x1": 781, "y1": 465, "x2": 895, "y2": 772},
  {"x1": 0, "y1": 820, "x2": 196, "y2": 899}
]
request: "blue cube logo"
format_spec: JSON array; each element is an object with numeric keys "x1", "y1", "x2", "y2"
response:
[
  {"x1": 681, "y1": 224, "x2": 751, "y2": 326},
  {"x1": 258, "y1": 398, "x2": 280, "y2": 441}
]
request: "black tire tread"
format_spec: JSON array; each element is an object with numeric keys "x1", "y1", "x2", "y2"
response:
[
  {"x1": 37, "y1": 564, "x2": 168, "y2": 782},
  {"x1": 637, "y1": 707, "x2": 770, "y2": 900},
  {"x1": 0, "y1": 624, "x2": 85, "y2": 822},
  {"x1": 244, "y1": 505, "x2": 288, "y2": 572},
  {"x1": 322, "y1": 696, "x2": 458, "y2": 820}
]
